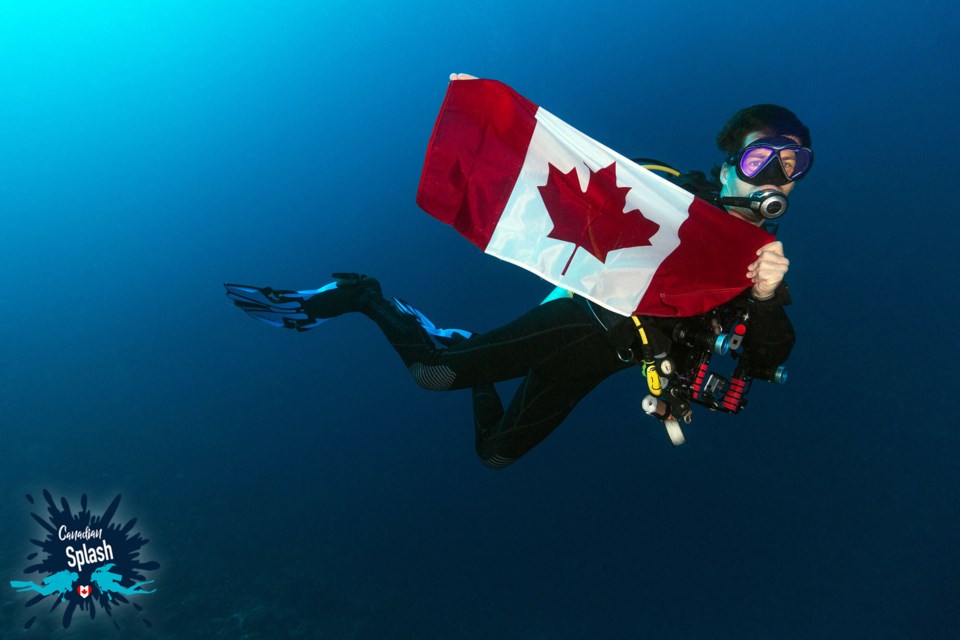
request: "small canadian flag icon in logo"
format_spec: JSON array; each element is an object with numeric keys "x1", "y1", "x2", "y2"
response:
[{"x1": 77, "y1": 585, "x2": 91, "y2": 598}]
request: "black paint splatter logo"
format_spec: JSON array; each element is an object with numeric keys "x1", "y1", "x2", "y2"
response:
[{"x1": 8, "y1": 491, "x2": 159, "y2": 630}]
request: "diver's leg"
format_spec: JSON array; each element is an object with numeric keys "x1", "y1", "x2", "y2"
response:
[
  {"x1": 356, "y1": 293, "x2": 440, "y2": 370},
  {"x1": 470, "y1": 319, "x2": 632, "y2": 468},
  {"x1": 228, "y1": 275, "x2": 619, "y2": 394},
  {"x1": 301, "y1": 273, "x2": 382, "y2": 317},
  {"x1": 366, "y1": 297, "x2": 610, "y2": 391},
  {"x1": 227, "y1": 273, "x2": 441, "y2": 358},
  {"x1": 472, "y1": 371, "x2": 601, "y2": 469}
]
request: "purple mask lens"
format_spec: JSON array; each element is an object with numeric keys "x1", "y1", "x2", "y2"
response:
[{"x1": 735, "y1": 138, "x2": 813, "y2": 184}]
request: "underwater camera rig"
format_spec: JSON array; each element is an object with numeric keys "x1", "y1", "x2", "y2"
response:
[
  {"x1": 631, "y1": 304, "x2": 787, "y2": 446},
  {"x1": 621, "y1": 159, "x2": 790, "y2": 445}
]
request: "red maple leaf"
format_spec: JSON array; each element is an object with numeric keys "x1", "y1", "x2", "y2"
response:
[{"x1": 539, "y1": 162, "x2": 659, "y2": 276}]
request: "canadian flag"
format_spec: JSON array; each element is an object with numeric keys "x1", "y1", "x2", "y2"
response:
[{"x1": 416, "y1": 79, "x2": 774, "y2": 317}]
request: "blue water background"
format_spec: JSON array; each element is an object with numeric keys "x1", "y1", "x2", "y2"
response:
[{"x1": 1, "y1": 1, "x2": 957, "y2": 637}]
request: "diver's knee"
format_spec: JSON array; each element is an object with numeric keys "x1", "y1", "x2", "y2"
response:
[
  {"x1": 408, "y1": 362, "x2": 457, "y2": 391},
  {"x1": 478, "y1": 453, "x2": 516, "y2": 469}
]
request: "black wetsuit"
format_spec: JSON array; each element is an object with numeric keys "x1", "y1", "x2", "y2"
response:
[{"x1": 352, "y1": 284, "x2": 794, "y2": 468}]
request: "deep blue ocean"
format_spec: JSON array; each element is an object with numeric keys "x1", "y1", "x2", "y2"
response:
[{"x1": 2, "y1": 1, "x2": 958, "y2": 638}]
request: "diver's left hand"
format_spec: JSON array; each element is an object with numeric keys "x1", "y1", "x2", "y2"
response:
[{"x1": 747, "y1": 241, "x2": 789, "y2": 300}]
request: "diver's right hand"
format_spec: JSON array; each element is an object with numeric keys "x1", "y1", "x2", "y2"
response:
[
  {"x1": 747, "y1": 241, "x2": 789, "y2": 301},
  {"x1": 449, "y1": 73, "x2": 478, "y2": 81}
]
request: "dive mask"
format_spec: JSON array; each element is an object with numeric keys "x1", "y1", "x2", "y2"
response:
[{"x1": 728, "y1": 136, "x2": 813, "y2": 186}]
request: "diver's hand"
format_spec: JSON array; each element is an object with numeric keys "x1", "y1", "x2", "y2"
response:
[
  {"x1": 747, "y1": 241, "x2": 789, "y2": 300},
  {"x1": 449, "y1": 73, "x2": 478, "y2": 81}
]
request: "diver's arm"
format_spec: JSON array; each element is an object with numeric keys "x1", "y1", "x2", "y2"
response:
[{"x1": 741, "y1": 284, "x2": 796, "y2": 374}]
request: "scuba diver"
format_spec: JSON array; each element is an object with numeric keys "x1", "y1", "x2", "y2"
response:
[{"x1": 227, "y1": 104, "x2": 812, "y2": 466}]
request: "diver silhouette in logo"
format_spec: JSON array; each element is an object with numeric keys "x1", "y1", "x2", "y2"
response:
[
  {"x1": 91, "y1": 564, "x2": 156, "y2": 599},
  {"x1": 10, "y1": 570, "x2": 78, "y2": 596}
]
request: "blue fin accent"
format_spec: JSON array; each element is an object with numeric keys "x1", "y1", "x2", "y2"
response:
[
  {"x1": 224, "y1": 282, "x2": 337, "y2": 331},
  {"x1": 392, "y1": 298, "x2": 474, "y2": 345}
]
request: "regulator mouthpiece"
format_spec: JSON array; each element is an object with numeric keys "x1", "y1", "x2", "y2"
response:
[{"x1": 717, "y1": 190, "x2": 789, "y2": 219}]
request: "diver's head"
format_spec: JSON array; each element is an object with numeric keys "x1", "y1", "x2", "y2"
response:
[
  {"x1": 715, "y1": 105, "x2": 813, "y2": 225},
  {"x1": 716, "y1": 104, "x2": 811, "y2": 158}
]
